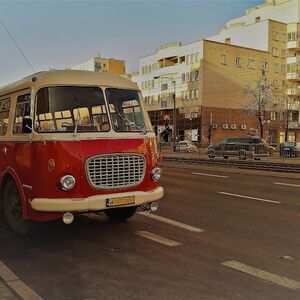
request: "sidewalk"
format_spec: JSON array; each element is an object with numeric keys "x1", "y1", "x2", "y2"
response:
[
  {"x1": 0, "y1": 279, "x2": 18, "y2": 300},
  {"x1": 161, "y1": 151, "x2": 300, "y2": 165}
]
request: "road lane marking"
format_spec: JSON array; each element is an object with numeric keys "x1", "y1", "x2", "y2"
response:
[
  {"x1": 218, "y1": 192, "x2": 280, "y2": 204},
  {"x1": 274, "y1": 182, "x2": 300, "y2": 188},
  {"x1": 192, "y1": 172, "x2": 229, "y2": 178},
  {"x1": 0, "y1": 260, "x2": 43, "y2": 300},
  {"x1": 222, "y1": 260, "x2": 300, "y2": 290},
  {"x1": 138, "y1": 212, "x2": 204, "y2": 233},
  {"x1": 135, "y1": 231, "x2": 181, "y2": 247}
]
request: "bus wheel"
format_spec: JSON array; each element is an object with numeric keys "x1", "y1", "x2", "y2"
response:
[
  {"x1": 3, "y1": 179, "x2": 34, "y2": 235},
  {"x1": 105, "y1": 207, "x2": 137, "y2": 221}
]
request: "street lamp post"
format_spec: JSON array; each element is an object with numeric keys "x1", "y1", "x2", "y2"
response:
[{"x1": 154, "y1": 76, "x2": 177, "y2": 145}]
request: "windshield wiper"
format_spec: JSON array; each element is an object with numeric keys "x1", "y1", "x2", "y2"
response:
[{"x1": 116, "y1": 112, "x2": 147, "y2": 134}]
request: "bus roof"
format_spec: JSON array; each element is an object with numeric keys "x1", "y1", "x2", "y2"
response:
[{"x1": 0, "y1": 70, "x2": 139, "y2": 97}]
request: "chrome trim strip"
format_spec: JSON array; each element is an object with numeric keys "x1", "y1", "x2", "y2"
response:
[{"x1": 23, "y1": 184, "x2": 32, "y2": 190}]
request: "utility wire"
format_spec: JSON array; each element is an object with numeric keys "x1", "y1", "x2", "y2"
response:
[{"x1": 0, "y1": 17, "x2": 35, "y2": 73}]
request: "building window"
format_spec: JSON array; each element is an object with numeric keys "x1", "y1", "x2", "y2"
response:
[
  {"x1": 190, "y1": 90, "x2": 194, "y2": 100},
  {"x1": 221, "y1": 54, "x2": 226, "y2": 65},
  {"x1": 235, "y1": 57, "x2": 241, "y2": 67},
  {"x1": 186, "y1": 55, "x2": 190, "y2": 65},
  {"x1": 261, "y1": 59, "x2": 268, "y2": 71},
  {"x1": 195, "y1": 70, "x2": 199, "y2": 80},
  {"x1": 191, "y1": 54, "x2": 194, "y2": 64},
  {"x1": 288, "y1": 32, "x2": 299, "y2": 41},
  {"x1": 186, "y1": 72, "x2": 190, "y2": 82},
  {"x1": 195, "y1": 89, "x2": 199, "y2": 99},
  {"x1": 248, "y1": 59, "x2": 255, "y2": 69},
  {"x1": 255, "y1": 16, "x2": 261, "y2": 23},
  {"x1": 273, "y1": 79, "x2": 278, "y2": 86},
  {"x1": 272, "y1": 47, "x2": 279, "y2": 57},
  {"x1": 274, "y1": 63, "x2": 279, "y2": 73},
  {"x1": 225, "y1": 38, "x2": 231, "y2": 44},
  {"x1": 191, "y1": 71, "x2": 195, "y2": 82},
  {"x1": 161, "y1": 83, "x2": 168, "y2": 91},
  {"x1": 281, "y1": 65, "x2": 286, "y2": 73},
  {"x1": 271, "y1": 111, "x2": 276, "y2": 121},
  {"x1": 281, "y1": 49, "x2": 286, "y2": 58},
  {"x1": 182, "y1": 73, "x2": 185, "y2": 83},
  {"x1": 195, "y1": 53, "x2": 199, "y2": 62},
  {"x1": 272, "y1": 31, "x2": 279, "y2": 41}
]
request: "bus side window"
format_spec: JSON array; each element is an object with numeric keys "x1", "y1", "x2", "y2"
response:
[
  {"x1": 0, "y1": 98, "x2": 11, "y2": 136},
  {"x1": 13, "y1": 94, "x2": 31, "y2": 134}
]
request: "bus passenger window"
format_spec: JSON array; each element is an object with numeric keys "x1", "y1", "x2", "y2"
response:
[
  {"x1": 0, "y1": 98, "x2": 11, "y2": 136},
  {"x1": 14, "y1": 94, "x2": 31, "y2": 134}
]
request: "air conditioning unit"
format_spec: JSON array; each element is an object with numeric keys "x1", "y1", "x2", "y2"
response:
[
  {"x1": 241, "y1": 124, "x2": 247, "y2": 130},
  {"x1": 222, "y1": 123, "x2": 229, "y2": 129},
  {"x1": 230, "y1": 124, "x2": 237, "y2": 130},
  {"x1": 212, "y1": 123, "x2": 218, "y2": 129}
]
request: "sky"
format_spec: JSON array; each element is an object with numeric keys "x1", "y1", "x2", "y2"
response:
[{"x1": 0, "y1": 0, "x2": 262, "y2": 86}]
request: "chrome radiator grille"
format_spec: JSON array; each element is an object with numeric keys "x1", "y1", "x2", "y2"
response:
[{"x1": 86, "y1": 154, "x2": 146, "y2": 189}]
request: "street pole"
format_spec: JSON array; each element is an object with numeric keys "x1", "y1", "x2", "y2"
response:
[{"x1": 172, "y1": 79, "x2": 176, "y2": 144}]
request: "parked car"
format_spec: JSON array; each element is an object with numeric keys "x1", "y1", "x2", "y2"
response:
[
  {"x1": 176, "y1": 141, "x2": 198, "y2": 152},
  {"x1": 206, "y1": 137, "x2": 274, "y2": 160},
  {"x1": 280, "y1": 142, "x2": 300, "y2": 157}
]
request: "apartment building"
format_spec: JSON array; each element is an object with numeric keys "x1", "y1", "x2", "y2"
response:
[
  {"x1": 69, "y1": 57, "x2": 125, "y2": 75},
  {"x1": 132, "y1": 0, "x2": 300, "y2": 146}
]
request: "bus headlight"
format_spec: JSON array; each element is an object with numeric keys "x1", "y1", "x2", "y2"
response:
[
  {"x1": 60, "y1": 175, "x2": 76, "y2": 191},
  {"x1": 151, "y1": 167, "x2": 162, "y2": 182}
]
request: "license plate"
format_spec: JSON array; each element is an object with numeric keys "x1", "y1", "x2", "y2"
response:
[{"x1": 106, "y1": 196, "x2": 135, "y2": 207}]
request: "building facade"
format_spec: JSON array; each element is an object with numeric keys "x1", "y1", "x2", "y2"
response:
[
  {"x1": 132, "y1": 0, "x2": 300, "y2": 146},
  {"x1": 69, "y1": 57, "x2": 125, "y2": 75}
]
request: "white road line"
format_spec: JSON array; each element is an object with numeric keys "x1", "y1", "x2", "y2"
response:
[
  {"x1": 274, "y1": 182, "x2": 300, "y2": 188},
  {"x1": 218, "y1": 192, "x2": 281, "y2": 204},
  {"x1": 138, "y1": 212, "x2": 204, "y2": 233},
  {"x1": 0, "y1": 261, "x2": 43, "y2": 300},
  {"x1": 192, "y1": 172, "x2": 229, "y2": 178},
  {"x1": 222, "y1": 260, "x2": 300, "y2": 290},
  {"x1": 135, "y1": 231, "x2": 182, "y2": 247}
]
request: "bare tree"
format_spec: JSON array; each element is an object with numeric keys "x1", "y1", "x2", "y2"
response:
[{"x1": 242, "y1": 72, "x2": 274, "y2": 138}]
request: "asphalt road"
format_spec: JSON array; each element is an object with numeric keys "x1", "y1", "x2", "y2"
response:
[{"x1": 0, "y1": 162, "x2": 300, "y2": 300}]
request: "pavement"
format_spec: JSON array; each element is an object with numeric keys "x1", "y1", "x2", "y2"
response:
[
  {"x1": 0, "y1": 162, "x2": 300, "y2": 299},
  {"x1": 162, "y1": 150, "x2": 300, "y2": 165},
  {"x1": 0, "y1": 279, "x2": 18, "y2": 300}
]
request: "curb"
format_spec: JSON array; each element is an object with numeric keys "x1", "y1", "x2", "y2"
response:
[{"x1": 0, "y1": 261, "x2": 42, "y2": 300}]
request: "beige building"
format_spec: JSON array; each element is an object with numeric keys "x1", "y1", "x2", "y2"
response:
[
  {"x1": 132, "y1": 0, "x2": 300, "y2": 146},
  {"x1": 69, "y1": 57, "x2": 125, "y2": 75}
]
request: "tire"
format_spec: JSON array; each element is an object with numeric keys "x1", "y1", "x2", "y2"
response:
[
  {"x1": 208, "y1": 150, "x2": 215, "y2": 159},
  {"x1": 105, "y1": 207, "x2": 137, "y2": 222},
  {"x1": 223, "y1": 156, "x2": 229, "y2": 159},
  {"x1": 3, "y1": 179, "x2": 35, "y2": 235},
  {"x1": 238, "y1": 151, "x2": 247, "y2": 160},
  {"x1": 254, "y1": 157, "x2": 261, "y2": 161}
]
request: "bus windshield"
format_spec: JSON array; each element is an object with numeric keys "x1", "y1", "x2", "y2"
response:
[
  {"x1": 35, "y1": 86, "x2": 110, "y2": 133},
  {"x1": 106, "y1": 88, "x2": 152, "y2": 133}
]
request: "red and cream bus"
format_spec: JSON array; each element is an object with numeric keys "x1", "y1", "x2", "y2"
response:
[{"x1": 0, "y1": 70, "x2": 163, "y2": 234}]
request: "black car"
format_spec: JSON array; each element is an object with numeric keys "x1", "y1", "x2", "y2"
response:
[{"x1": 206, "y1": 137, "x2": 275, "y2": 160}]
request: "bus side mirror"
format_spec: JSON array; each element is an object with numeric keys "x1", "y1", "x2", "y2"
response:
[{"x1": 22, "y1": 118, "x2": 32, "y2": 134}]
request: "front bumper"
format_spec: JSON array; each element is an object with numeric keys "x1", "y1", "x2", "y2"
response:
[{"x1": 30, "y1": 187, "x2": 164, "y2": 212}]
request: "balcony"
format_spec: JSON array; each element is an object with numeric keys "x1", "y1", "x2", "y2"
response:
[
  {"x1": 287, "y1": 87, "x2": 300, "y2": 96},
  {"x1": 287, "y1": 56, "x2": 300, "y2": 64},
  {"x1": 287, "y1": 40, "x2": 300, "y2": 51},
  {"x1": 288, "y1": 121, "x2": 300, "y2": 129},
  {"x1": 286, "y1": 72, "x2": 300, "y2": 81}
]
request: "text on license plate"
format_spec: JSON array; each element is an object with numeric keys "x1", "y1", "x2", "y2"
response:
[{"x1": 106, "y1": 196, "x2": 135, "y2": 207}]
